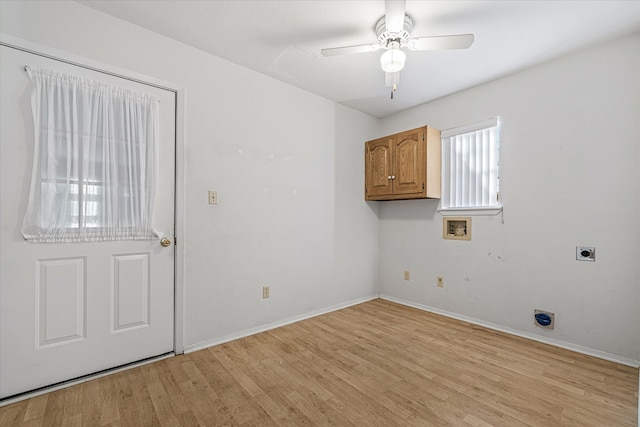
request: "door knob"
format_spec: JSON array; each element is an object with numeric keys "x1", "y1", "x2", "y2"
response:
[{"x1": 160, "y1": 237, "x2": 172, "y2": 247}]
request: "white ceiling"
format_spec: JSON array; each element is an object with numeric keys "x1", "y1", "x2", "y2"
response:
[{"x1": 79, "y1": 1, "x2": 640, "y2": 118}]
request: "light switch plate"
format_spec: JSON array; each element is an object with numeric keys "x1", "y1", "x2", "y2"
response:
[{"x1": 208, "y1": 190, "x2": 218, "y2": 205}]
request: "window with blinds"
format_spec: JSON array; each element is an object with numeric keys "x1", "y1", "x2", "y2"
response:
[{"x1": 441, "y1": 118, "x2": 501, "y2": 210}]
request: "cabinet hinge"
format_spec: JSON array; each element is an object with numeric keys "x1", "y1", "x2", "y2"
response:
[
  {"x1": 422, "y1": 183, "x2": 425, "y2": 190},
  {"x1": 174, "y1": 237, "x2": 177, "y2": 246}
]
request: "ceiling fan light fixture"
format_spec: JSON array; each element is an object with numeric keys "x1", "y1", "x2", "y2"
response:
[
  {"x1": 385, "y1": 71, "x2": 400, "y2": 88},
  {"x1": 380, "y1": 47, "x2": 406, "y2": 73}
]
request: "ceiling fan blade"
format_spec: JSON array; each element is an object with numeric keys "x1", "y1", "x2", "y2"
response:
[
  {"x1": 385, "y1": 0, "x2": 406, "y2": 33},
  {"x1": 321, "y1": 43, "x2": 381, "y2": 57},
  {"x1": 408, "y1": 34, "x2": 475, "y2": 51}
]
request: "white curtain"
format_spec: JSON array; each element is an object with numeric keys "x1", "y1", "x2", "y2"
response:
[{"x1": 22, "y1": 67, "x2": 159, "y2": 243}]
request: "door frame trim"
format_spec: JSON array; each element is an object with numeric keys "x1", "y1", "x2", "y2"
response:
[{"x1": 0, "y1": 32, "x2": 186, "y2": 355}]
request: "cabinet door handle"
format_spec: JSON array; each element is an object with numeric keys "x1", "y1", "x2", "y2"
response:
[
  {"x1": 388, "y1": 176, "x2": 392, "y2": 180},
  {"x1": 391, "y1": 175, "x2": 396, "y2": 180}
]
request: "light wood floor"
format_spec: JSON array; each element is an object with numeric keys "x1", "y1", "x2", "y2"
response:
[{"x1": 1, "y1": 299, "x2": 638, "y2": 426}]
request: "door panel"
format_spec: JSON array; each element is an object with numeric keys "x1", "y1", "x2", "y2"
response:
[
  {"x1": 0, "y1": 45, "x2": 176, "y2": 399},
  {"x1": 393, "y1": 130, "x2": 425, "y2": 195},
  {"x1": 36, "y1": 257, "x2": 87, "y2": 348},
  {"x1": 112, "y1": 253, "x2": 150, "y2": 331},
  {"x1": 365, "y1": 138, "x2": 393, "y2": 198}
]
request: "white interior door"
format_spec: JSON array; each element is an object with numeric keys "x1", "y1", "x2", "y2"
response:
[{"x1": 0, "y1": 45, "x2": 176, "y2": 399}]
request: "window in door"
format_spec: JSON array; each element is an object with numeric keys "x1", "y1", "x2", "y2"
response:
[{"x1": 22, "y1": 67, "x2": 159, "y2": 242}]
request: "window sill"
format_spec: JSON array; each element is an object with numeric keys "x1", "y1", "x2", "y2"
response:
[{"x1": 438, "y1": 206, "x2": 503, "y2": 216}]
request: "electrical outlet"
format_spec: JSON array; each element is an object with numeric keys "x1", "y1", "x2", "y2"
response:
[
  {"x1": 208, "y1": 190, "x2": 218, "y2": 205},
  {"x1": 437, "y1": 276, "x2": 444, "y2": 287},
  {"x1": 262, "y1": 286, "x2": 270, "y2": 299},
  {"x1": 403, "y1": 270, "x2": 410, "y2": 281},
  {"x1": 576, "y1": 246, "x2": 595, "y2": 262}
]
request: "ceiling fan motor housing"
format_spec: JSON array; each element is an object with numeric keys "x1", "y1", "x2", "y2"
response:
[{"x1": 376, "y1": 15, "x2": 413, "y2": 49}]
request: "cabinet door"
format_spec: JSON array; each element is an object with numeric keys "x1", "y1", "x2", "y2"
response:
[
  {"x1": 365, "y1": 138, "x2": 393, "y2": 199},
  {"x1": 392, "y1": 128, "x2": 426, "y2": 196}
]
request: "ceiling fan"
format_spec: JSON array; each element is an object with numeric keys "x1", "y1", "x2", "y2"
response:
[{"x1": 321, "y1": 0, "x2": 474, "y2": 96}]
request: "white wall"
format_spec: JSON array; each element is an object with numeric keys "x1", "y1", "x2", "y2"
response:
[
  {"x1": 378, "y1": 33, "x2": 640, "y2": 362},
  {"x1": 0, "y1": 1, "x2": 381, "y2": 350},
  {"x1": 2, "y1": 1, "x2": 637, "y2": 364}
]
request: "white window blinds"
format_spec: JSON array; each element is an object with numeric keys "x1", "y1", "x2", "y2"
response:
[
  {"x1": 21, "y1": 67, "x2": 160, "y2": 242},
  {"x1": 441, "y1": 118, "x2": 500, "y2": 209}
]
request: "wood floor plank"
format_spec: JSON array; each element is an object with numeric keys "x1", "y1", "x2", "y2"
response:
[
  {"x1": 23, "y1": 394, "x2": 48, "y2": 423},
  {"x1": 1, "y1": 299, "x2": 637, "y2": 426},
  {"x1": 39, "y1": 390, "x2": 64, "y2": 427}
]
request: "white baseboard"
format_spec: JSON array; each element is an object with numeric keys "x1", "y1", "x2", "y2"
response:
[
  {"x1": 380, "y1": 294, "x2": 640, "y2": 369},
  {"x1": 183, "y1": 294, "x2": 378, "y2": 354}
]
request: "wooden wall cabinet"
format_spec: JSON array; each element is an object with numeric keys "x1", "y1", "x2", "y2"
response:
[{"x1": 365, "y1": 126, "x2": 441, "y2": 201}]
